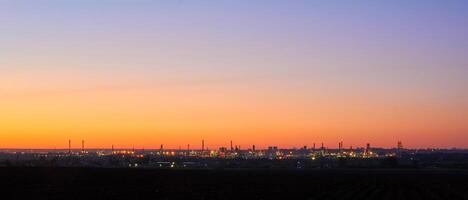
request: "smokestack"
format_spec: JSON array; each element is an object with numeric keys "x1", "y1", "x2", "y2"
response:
[
  {"x1": 313, "y1": 143, "x2": 316, "y2": 150},
  {"x1": 68, "y1": 140, "x2": 71, "y2": 154},
  {"x1": 202, "y1": 140, "x2": 205, "y2": 151},
  {"x1": 81, "y1": 140, "x2": 85, "y2": 153},
  {"x1": 366, "y1": 143, "x2": 371, "y2": 155},
  {"x1": 230, "y1": 140, "x2": 233, "y2": 151},
  {"x1": 252, "y1": 145, "x2": 256, "y2": 151}
]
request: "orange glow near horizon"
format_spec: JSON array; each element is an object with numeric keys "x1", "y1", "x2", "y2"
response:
[{"x1": 1, "y1": 82, "x2": 467, "y2": 149}]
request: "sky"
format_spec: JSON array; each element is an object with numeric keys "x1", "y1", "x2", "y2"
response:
[{"x1": 1, "y1": 0, "x2": 467, "y2": 149}]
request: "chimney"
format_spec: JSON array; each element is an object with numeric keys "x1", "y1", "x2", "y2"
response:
[{"x1": 81, "y1": 140, "x2": 85, "y2": 153}]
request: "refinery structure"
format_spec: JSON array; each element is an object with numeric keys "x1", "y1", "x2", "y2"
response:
[
  {"x1": 2, "y1": 139, "x2": 467, "y2": 169},
  {"x1": 24, "y1": 139, "x2": 402, "y2": 159}
]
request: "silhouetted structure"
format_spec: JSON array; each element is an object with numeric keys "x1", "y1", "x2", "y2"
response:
[
  {"x1": 365, "y1": 143, "x2": 371, "y2": 157},
  {"x1": 397, "y1": 141, "x2": 404, "y2": 157},
  {"x1": 202, "y1": 140, "x2": 205, "y2": 152},
  {"x1": 81, "y1": 140, "x2": 85, "y2": 154}
]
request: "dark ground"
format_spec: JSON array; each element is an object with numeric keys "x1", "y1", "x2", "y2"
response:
[{"x1": 1, "y1": 167, "x2": 468, "y2": 200}]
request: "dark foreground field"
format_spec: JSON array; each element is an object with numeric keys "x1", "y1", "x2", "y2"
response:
[{"x1": 1, "y1": 167, "x2": 468, "y2": 200}]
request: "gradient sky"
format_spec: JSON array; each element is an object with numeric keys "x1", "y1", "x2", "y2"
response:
[{"x1": 1, "y1": 0, "x2": 467, "y2": 149}]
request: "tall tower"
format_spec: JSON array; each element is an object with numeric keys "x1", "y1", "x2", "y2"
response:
[
  {"x1": 68, "y1": 139, "x2": 71, "y2": 154},
  {"x1": 230, "y1": 140, "x2": 233, "y2": 151},
  {"x1": 320, "y1": 142, "x2": 325, "y2": 156},
  {"x1": 202, "y1": 140, "x2": 205, "y2": 152},
  {"x1": 81, "y1": 140, "x2": 85, "y2": 154},
  {"x1": 252, "y1": 145, "x2": 256, "y2": 151},
  {"x1": 365, "y1": 143, "x2": 371, "y2": 156}
]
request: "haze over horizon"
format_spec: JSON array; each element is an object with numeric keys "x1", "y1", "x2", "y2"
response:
[{"x1": 1, "y1": 0, "x2": 467, "y2": 149}]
